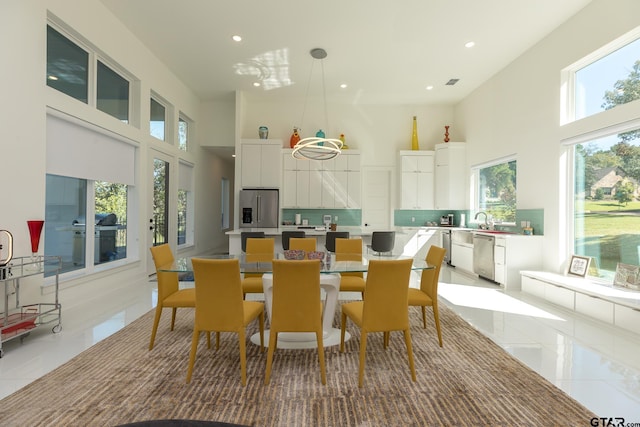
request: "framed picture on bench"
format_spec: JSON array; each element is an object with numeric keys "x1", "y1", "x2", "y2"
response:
[
  {"x1": 567, "y1": 255, "x2": 591, "y2": 278},
  {"x1": 614, "y1": 263, "x2": 640, "y2": 291}
]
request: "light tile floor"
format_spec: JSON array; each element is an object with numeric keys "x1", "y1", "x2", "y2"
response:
[{"x1": 0, "y1": 265, "x2": 639, "y2": 422}]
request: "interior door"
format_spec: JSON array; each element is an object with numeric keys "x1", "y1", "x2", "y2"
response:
[{"x1": 147, "y1": 150, "x2": 173, "y2": 274}]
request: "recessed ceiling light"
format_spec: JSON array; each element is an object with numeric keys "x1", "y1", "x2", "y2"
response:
[
  {"x1": 232, "y1": 35, "x2": 242, "y2": 42},
  {"x1": 253, "y1": 82, "x2": 261, "y2": 87},
  {"x1": 426, "y1": 85, "x2": 434, "y2": 90},
  {"x1": 340, "y1": 83, "x2": 348, "y2": 89},
  {"x1": 47, "y1": 75, "x2": 58, "y2": 81},
  {"x1": 465, "y1": 41, "x2": 475, "y2": 48}
]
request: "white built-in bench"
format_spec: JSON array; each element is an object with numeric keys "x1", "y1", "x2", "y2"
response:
[{"x1": 520, "y1": 271, "x2": 640, "y2": 336}]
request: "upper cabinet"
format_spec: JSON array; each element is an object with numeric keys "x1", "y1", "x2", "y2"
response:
[
  {"x1": 241, "y1": 139, "x2": 282, "y2": 188},
  {"x1": 282, "y1": 150, "x2": 361, "y2": 209},
  {"x1": 399, "y1": 150, "x2": 434, "y2": 210},
  {"x1": 435, "y1": 142, "x2": 466, "y2": 210}
]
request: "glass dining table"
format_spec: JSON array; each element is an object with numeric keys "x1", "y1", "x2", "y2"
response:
[{"x1": 159, "y1": 253, "x2": 434, "y2": 349}]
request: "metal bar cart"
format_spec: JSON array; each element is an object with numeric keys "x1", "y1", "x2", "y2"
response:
[{"x1": 0, "y1": 256, "x2": 62, "y2": 358}]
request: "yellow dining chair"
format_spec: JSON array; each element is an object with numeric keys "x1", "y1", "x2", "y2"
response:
[
  {"x1": 148, "y1": 244, "x2": 195, "y2": 350},
  {"x1": 288, "y1": 237, "x2": 316, "y2": 254},
  {"x1": 408, "y1": 245, "x2": 447, "y2": 347},
  {"x1": 335, "y1": 238, "x2": 365, "y2": 299},
  {"x1": 242, "y1": 237, "x2": 275, "y2": 299},
  {"x1": 265, "y1": 259, "x2": 326, "y2": 385},
  {"x1": 187, "y1": 258, "x2": 264, "y2": 385},
  {"x1": 340, "y1": 258, "x2": 415, "y2": 387}
]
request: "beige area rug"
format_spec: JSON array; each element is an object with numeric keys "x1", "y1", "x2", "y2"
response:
[{"x1": 0, "y1": 303, "x2": 596, "y2": 426}]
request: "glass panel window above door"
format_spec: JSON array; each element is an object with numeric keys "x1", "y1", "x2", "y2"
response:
[
  {"x1": 150, "y1": 98, "x2": 166, "y2": 141},
  {"x1": 178, "y1": 117, "x2": 189, "y2": 151},
  {"x1": 46, "y1": 25, "x2": 89, "y2": 103},
  {"x1": 97, "y1": 61, "x2": 130, "y2": 123}
]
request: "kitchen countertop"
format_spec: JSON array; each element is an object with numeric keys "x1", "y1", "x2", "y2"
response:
[{"x1": 226, "y1": 226, "x2": 408, "y2": 236}]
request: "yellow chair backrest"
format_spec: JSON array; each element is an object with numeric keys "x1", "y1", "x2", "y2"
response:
[
  {"x1": 191, "y1": 258, "x2": 244, "y2": 331},
  {"x1": 271, "y1": 260, "x2": 321, "y2": 331},
  {"x1": 420, "y1": 246, "x2": 446, "y2": 298},
  {"x1": 150, "y1": 244, "x2": 179, "y2": 300},
  {"x1": 289, "y1": 237, "x2": 316, "y2": 253},
  {"x1": 245, "y1": 238, "x2": 274, "y2": 262},
  {"x1": 362, "y1": 259, "x2": 413, "y2": 331},
  {"x1": 335, "y1": 238, "x2": 363, "y2": 277}
]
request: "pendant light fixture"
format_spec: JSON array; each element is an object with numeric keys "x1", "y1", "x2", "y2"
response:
[{"x1": 292, "y1": 48, "x2": 343, "y2": 161}]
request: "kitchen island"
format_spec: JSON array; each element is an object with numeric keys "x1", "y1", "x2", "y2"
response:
[{"x1": 226, "y1": 226, "x2": 388, "y2": 255}]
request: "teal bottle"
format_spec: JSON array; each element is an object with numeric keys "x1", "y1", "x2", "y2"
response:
[{"x1": 316, "y1": 129, "x2": 325, "y2": 146}]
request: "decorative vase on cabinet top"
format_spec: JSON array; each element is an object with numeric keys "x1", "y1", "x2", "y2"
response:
[
  {"x1": 290, "y1": 127, "x2": 301, "y2": 148},
  {"x1": 411, "y1": 116, "x2": 419, "y2": 150}
]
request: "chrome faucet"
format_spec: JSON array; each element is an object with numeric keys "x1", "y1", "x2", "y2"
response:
[{"x1": 474, "y1": 211, "x2": 489, "y2": 230}]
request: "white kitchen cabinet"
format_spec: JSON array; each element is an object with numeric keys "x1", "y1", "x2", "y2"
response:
[
  {"x1": 282, "y1": 150, "x2": 310, "y2": 208},
  {"x1": 451, "y1": 242, "x2": 474, "y2": 273},
  {"x1": 333, "y1": 151, "x2": 361, "y2": 208},
  {"x1": 491, "y1": 235, "x2": 543, "y2": 290},
  {"x1": 399, "y1": 150, "x2": 434, "y2": 210},
  {"x1": 241, "y1": 139, "x2": 282, "y2": 188},
  {"x1": 435, "y1": 142, "x2": 466, "y2": 209}
]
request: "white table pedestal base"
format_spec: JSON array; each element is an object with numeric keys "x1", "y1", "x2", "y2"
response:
[{"x1": 250, "y1": 328, "x2": 349, "y2": 349}]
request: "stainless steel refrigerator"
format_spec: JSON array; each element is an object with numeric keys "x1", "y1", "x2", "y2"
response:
[{"x1": 239, "y1": 189, "x2": 279, "y2": 228}]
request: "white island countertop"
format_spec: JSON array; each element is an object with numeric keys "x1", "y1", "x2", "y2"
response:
[{"x1": 226, "y1": 226, "x2": 408, "y2": 237}]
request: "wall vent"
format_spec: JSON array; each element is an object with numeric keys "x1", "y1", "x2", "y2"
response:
[{"x1": 445, "y1": 79, "x2": 460, "y2": 86}]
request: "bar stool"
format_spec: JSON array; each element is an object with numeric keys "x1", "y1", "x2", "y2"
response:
[
  {"x1": 281, "y1": 230, "x2": 305, "y2": 250},
  {"x1": 241, "y1": 231, "x2": 265, "y2": 253}
]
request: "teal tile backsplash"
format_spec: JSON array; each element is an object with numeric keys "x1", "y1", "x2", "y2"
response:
[{"x1": 282, "y1": 209, "x2": 361, "y2": 226}]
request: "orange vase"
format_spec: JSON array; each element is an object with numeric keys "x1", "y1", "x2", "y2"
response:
[{"x1": 290, "y1": 128, "x2": 301, "y2": 148}]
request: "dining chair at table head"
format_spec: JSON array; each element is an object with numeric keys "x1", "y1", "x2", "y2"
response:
[
  {"x1": 325, "y1": 231, "x2": 349, "y2": 253},
  {"x1": 242, "y1": 237, "x2": 275, "y2": 298},
  {"x1": 335, "y1": 238, "x2": 365, "y2": 299},
  {"x1": 265, "y1": 259, "x2": 326, "y2": 385},
  {"x1": 187, "y1": 258, "x2": 264, "y2": 386},
  {"x1": 367, "y1": 231, "x2": 396, "y2": 256},
  {"x1": 288, "y1": 237, "x2": 316, "y2": 253},
  {"x1": 408, "y1": 245, "x2": 446, "y2": 347},
  {"x1": 281, "y1": 230, "x2": 305, "y2": 250},
  {"x1": 340, "y1": 258, "x2": 415, "y2": 387},
  {"x1": 241, "y1": 231, "x2": 265, "y2": 253},
  {"x1": 148, "y1": 244, "x2": 195, "y2": 351}
]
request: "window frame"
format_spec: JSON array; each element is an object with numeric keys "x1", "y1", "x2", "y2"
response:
[{"x1": 471, "y1": 155, "x2": 518, "y2": 226}]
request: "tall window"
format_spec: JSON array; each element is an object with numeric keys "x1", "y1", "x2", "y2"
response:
[
  {"x1": 565, "y1": 29, "x2": 640, "y2": 280},
  {"x1": 46, "y1": 25, "x2": 88, "y2": 102},
  {"x1": 572, "y1": 131, "x2": 640, "y2": 280},
  {"x1": 97, "y1": 61, "x2": 130, "y2": 123},
  {"x1": 473, "y1": 159, "x2": 517, "y2": 223},
  {"x1": 178, "y1": 161, "x2": 194, "y2": 246},
  {"x1": 150, "y1": 97, "x2": 166, "y2": 141}
]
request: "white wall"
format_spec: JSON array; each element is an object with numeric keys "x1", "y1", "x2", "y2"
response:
[
  {"x1": 455, "y1": 0, "x2": 640, "y2": 273},
  {"x1": 0, "y1": 0, "x2": 210, "y2": 309}
]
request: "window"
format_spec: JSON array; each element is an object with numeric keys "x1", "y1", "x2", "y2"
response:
[
  {"x1": 473, "y1": 159, "x2": 517, "y2": 223},
  {"x1": 178, "y1": 116, "x2": 189, "y2": 151},
  {"x1": 46, "y1": 25, "x2": 88, "y2": 103},
  {"x1": 44, "y1": 176, "x2": 128, "y2": 276},
  {"x1": 565, "y1": 28, "x2": 640, "y2": 280},
  {"x1": 574, "y1": 37, "x2": 640, "y2": 120},
  {"x1": 572, "y1": 131, "x2": 640, "y2": 281},
  {"x1": 97, "y1": 61, "x2": 130, "y2": 123},
  {"x1": 150, "y1": 97, "x2": 166, "y2": 141}
]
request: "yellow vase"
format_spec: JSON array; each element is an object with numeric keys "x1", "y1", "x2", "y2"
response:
[{"x1": 411, "y1": 116, "x2": 419, "y2": 150}]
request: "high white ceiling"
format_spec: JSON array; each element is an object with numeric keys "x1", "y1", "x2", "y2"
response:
[{"x1": 100, "y1": 0, "x2": 592, "y2": 105}]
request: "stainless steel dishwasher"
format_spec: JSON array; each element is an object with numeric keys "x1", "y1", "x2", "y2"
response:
[{"x1": 473, "y1": 233, "x2": 495, "y2": 281}]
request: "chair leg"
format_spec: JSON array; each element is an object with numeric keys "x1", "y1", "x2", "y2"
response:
[
  {"x1": 340, "y1": 313, "x2": 347, "y2": 352},
  {"x1": 239, "y1": 329, "x2": 247, "y2": 386},
  {"x1": 403, "y1": 328, "x2": 416, "y2": 382},
  {"x1": 433, "y1": 305, "x2": 443, "y2": 347},
  {"x1": 258, "y1": 312, "x2": 265, "y2": 351},
  {"x1": 358, "y1": 331, "x2": 368, "y2": 387},
  {"x1": 148, "y1": 305, "x2": 163, "y2": 350},
  {"x1": 170, "y1": 307, "x2": 177, "y2": 331},
  {"x1": 186, "y1": 328, "x2": 200, "y2": 383},
  {"x1": 421, "y1": 306, "x2": 427, "y2": 329},
  {"x1": 264, "y1": 329, "x2": 278, "y2": 385},
  {"x1": 316, "y1": 330, "x2": 326, "y2": 385},
  {"x1": 383, "y1": 331, "x2": 390, "y2": 349}
]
